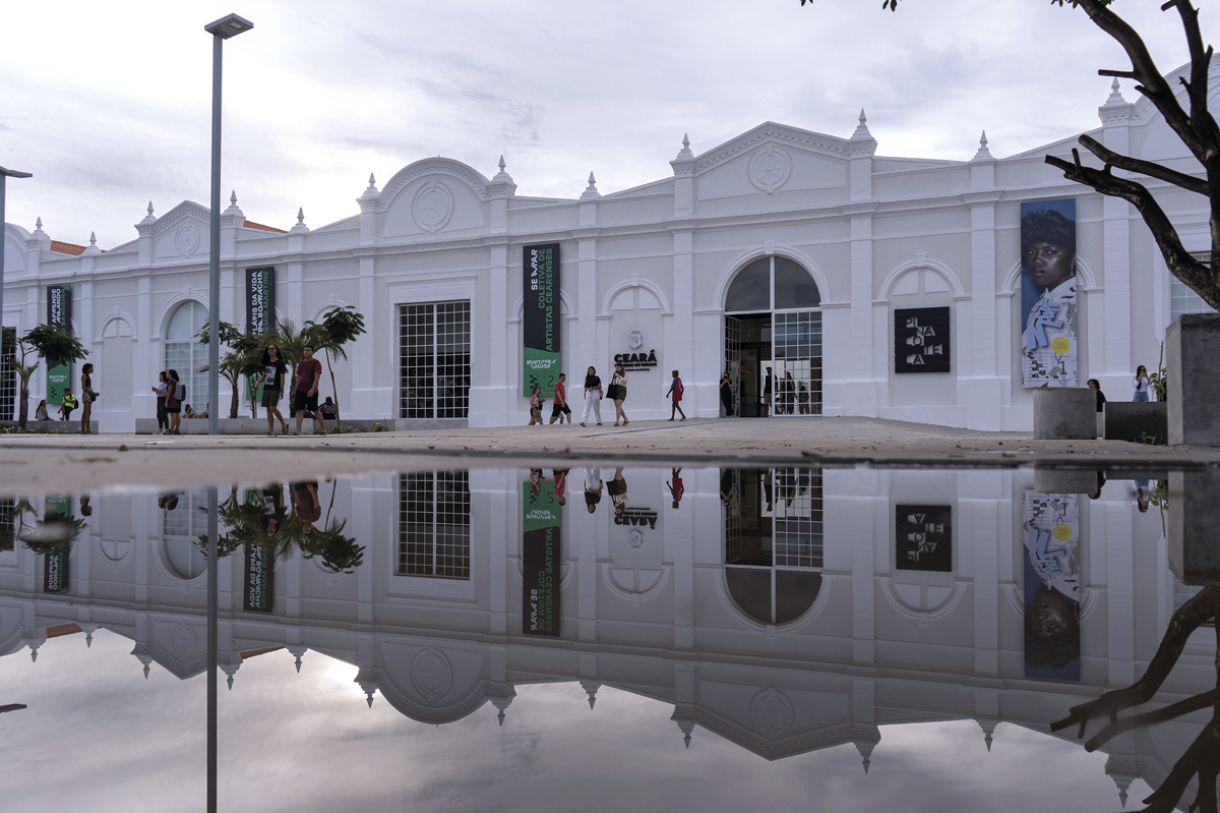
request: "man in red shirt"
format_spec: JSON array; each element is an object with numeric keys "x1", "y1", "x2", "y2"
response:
[
  {"x1": 292, "y1": 345, "x2": 327, "y2": 437},
  {"x1": 548, "y1": 372, "x2": 571, "y2": 425}
]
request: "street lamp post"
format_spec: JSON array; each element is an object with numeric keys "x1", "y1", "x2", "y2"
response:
[
  {"x1": 204, "y1": 13, "x2": 253, "y2": 437},
  {"x1": 0, "y1": 165, "x2": 33, "y2": 396}
]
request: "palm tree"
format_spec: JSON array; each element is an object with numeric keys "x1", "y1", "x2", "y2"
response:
[
  {"x1": 312, "y1": 306, "x2": 366, "y2": 430},
  {"x1": 14, "y1": 326, "x2": 88, "y2": 430},
  {"x1": 199, "y1": 322, "x2": 262, "y2": 419},
  {"x1": 262, "y1": 320, "x2": 322, "y2": 396}
]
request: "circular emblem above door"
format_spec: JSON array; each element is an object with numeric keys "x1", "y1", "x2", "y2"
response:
[
  {"x1": 748, "y1": 146, "x2": 792, "y2": 194},
  {"x1": 412, "y1": 181, "x2": 454, "y2": 233},
  {"x1": 175, "y1": 223, "x2": 201, "y2": 257}
]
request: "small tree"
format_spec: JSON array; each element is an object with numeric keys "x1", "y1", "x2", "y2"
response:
[
  {"x1": 14, "y1": 325, "x2": 87, "y2": 430},
  {"x1": 312, "y1": 306, "x2": 366, "y2": 430},
  {"x1": 199, "y1": 321, "x2": 262, "y2": 419}
]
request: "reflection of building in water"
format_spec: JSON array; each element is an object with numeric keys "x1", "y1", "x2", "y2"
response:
[{"x1": 0, "y1": 468, "x2": 1204, "y2": 802}]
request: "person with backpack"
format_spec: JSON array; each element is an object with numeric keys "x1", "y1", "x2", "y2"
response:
[
  {"x1": 163, "y1": 369, "x2": 183, "y2": 435},
  {"x1": 59, "y1": 390, "x2": 78, "y2": 422},
  {"x1": 665, "y1": 369, "x2": 687, "y2": 421}
]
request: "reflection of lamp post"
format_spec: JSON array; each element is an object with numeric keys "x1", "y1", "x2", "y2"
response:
[
  {"x1": 0, "y1": 165, "x2": 33, "y2": 370},
  {"x1": 203, "y1": 13, "x2": 253, "y2": 437}
]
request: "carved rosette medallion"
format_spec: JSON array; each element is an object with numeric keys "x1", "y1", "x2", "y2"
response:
[
  {"x1": 412, "y1": 181, "x2": 454, "y2": 233},
  {"x1": 175, "y1": 223, "x2": 201, "y2": 257},
  {"x1": 749, "y1": 688, "x2": 795, "y2": 736},
  {"x1": 748, "y1": 146, "x2": 792, "y2": 194},
  {"x1": 410, "y1": 648, "x2": 454, "y2": 699},
  {"x1": 171, "y1": 622, "x2": 198, "y2": 658}
]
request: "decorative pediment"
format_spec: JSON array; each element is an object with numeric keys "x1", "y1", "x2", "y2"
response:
[
  {"x1": 379, "y1": 158, "x2": 490, "y2": 239},
  {"x1": 371, "y1": 642, "x2": 490, "y2": 724},
  {"x1": 151, "y1": 201, "x2": 211, "y2": 262},
  {"x1": 694, "y1": 122, "x2": 851, "y2": 177},
  {"x1": 692, "y1": 123, "x2": 852, "y2": 201}
]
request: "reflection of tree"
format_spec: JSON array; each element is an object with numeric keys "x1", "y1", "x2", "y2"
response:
[
  {"x1": 0, "y1": 498, "x2": 34, "y2": 552},
  {"x1": 20, "y1": 508, "x2": 86, "y2": 552},
  {"x1": 1052, "y1": 583, "x2": 1220, "y2": 812},
  {"x1": 198, "y1": 484, "x2": 363, "y2": 573}
]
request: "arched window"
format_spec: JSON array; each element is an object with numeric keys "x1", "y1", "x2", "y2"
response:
[
  {"x1": 164, "y1": 302, "x2": 209, "y2": 414},
  {"x1": 725, "y1": 257, "x2": 821, "y2": 313}
]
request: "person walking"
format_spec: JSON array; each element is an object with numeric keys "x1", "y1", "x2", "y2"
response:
[
  {"x1": 579, "y1": 366, "x2": 603, "y2": 427},
  {"x1": 762, "y1": 366, "x2": 775, "y2": 416},
  {"x1": 292, "y1": 344, "x2": 327, "y2": 437},
  {"x1": 549, "y1": 373, "x2": 571, "y2": 425},
  {"x1": 79, "y1": 363, "x2": 99, "y2": 434},
  {"x1": 609, "y1": 362, "x2": 629, "y2": 426},
  {"x1": 59, "y1": 390, "x2": 78, "y2": 422},
  {"x1": 163, "y1": 370, "x2": 182, "y2": 435},
  {"x1": 150, "y1": 371, "x2": 169, "y2": 434},
  {"x1": 527, "y1": 383, "x2": 545, "y2": 426},
  {"x1": 256, "y1": 344, "x2": 289, "y2": 436},
  {"x1": 1133, "y1": 365, "x2": 1152, "y2": 402},
  {"x1": 719, "y1": 372, "x2": 735, "y2": 416},
  {"x1": 665, "y1": 369, "x2": 687, "y2": 421}
]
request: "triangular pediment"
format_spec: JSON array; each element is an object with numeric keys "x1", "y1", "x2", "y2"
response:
[
  {"x1": 693, "y1": 122, "x2": 851, "y2": 177},
  {"x1": 692, "y1": 123, "x2": 853, "y2": 202},
  {"x1": 151, "y1": 201, "x2": 210, "y2": 263}
]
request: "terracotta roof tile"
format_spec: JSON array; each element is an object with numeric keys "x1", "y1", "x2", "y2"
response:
[
  {"x1": 243, "y1": 219, "x2": 287, "y2": 234},
  {"x1": 49, "y1": 240, "x2": 86, "y2": 256},
  {"x1": 46, "y1": 623, "x2": 82, "y2": 638},
  {"x1": 240, "y1": 646, "x2": 284, "y2": 660}
]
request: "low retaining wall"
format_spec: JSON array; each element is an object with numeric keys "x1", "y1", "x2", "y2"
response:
[
  {"x1": 132, "y1": 417, "x2": 464, "y2": 434},
  {"x1": 0, "y1": 420, "x2": 98, "y2": 434},
  {"x1": 1033, "y1": 388, "x2": 1096, "y2": 440},
  {"x1": 1104, "y1": 402, "x2": 1168, "y2": 445}
]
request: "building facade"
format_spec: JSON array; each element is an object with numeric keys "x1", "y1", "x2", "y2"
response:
[{"x1": 2, "y1": 66, "x2": 1216, "y2": 431}]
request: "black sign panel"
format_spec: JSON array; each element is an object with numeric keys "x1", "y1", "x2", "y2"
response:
[
  {"x1": 243, "y1": 543, "x2": 274, "y2": 612},
  {"x1": 894, "y1": 307, "x2": 950, "y2": 373},
  {"x1": 522, "y1": 244, "x2": 560, "y2": 396},
  {"x1": 43, "y1": 546, "x2": 70, "y2": 593},
  {"x1": 896, "y1": 504, "x2": 952, "y2": 572},
  {"x1": 245, "y1": 267, "x2": 276, "y2": 336}
]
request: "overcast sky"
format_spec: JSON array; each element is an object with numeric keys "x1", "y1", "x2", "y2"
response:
[{"x1": 0, "y1": 0, "x2": 1205, "y2": 248}]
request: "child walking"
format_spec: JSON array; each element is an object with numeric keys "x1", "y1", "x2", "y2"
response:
[{"x1": 665, "y1": 370, "x2": 687, "y2": 421}]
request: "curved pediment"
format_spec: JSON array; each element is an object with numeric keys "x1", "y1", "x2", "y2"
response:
[{"x1": 379, "y1": 157, "x2": 489, "y2": 239}]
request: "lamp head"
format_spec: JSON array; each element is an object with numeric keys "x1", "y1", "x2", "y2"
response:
[
  {"x1": 0, "y1": 166, "x2": 33, "y2": 179},
  {"x1": 204, "y1": 13, "x2": 253, "y2": 39}
]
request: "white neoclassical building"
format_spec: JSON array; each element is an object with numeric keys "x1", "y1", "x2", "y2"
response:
[
  {"x1": 1, "y1": 64, "x2": 1216, "y2": 431},
  {"x1": 0, "y1": 465, "x2": 1207, "y2": 801}
]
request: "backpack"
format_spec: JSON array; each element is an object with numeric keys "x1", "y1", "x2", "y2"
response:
[{"x1": 171, "y1": 382, "x2": 185, "y2": 404}]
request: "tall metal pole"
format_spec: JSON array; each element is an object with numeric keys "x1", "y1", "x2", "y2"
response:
[
  {"x1": 1, "y1": 174, "x2": 7, "y2": 343},
  {"x1": 207, "y1": 34, "x2": 223, "y2": 437},
  {"x1": 206, "y1": 485, "x2": 218, "y2": 813}
]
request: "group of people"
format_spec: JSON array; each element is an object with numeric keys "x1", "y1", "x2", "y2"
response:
[
  {"x1": 526, "y1": 365, "x2": 687, "y2": 427},
  {"x1": 1085, "y1": 364, "x2": 1160, "y2": 414},
  {"x1": 32, "y1": 363, "x2": 101, "y2": 432},
  {"x1": 254, "y1": 343, "x2": 328, "y2": 437}
]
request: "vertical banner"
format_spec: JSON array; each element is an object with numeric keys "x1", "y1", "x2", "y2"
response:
[
  {"x1": 243, "y1": 543, "x2": 274, "y2": 612},
  {"x1": 1020, "y1": 200, "x2": 1078, "y2": 388},
  {"x1": 42, "y1": 495, "x2": 72, "y2": 594},
  {"x1": 245, "y1": 266, "x2": 276, "y2": 336},
  {"x1": 45, "y1": 284, "x2": 72, "y2": 406},
  {"x1": 1022, "y1": 491, "x2": 1081, "y2": 680},
  {"x1": 522, "y1": 243, "x2": 560, "y2": 396},
  {"x1": 522, "y1": 477, "x2": 561, "y2": 637}
]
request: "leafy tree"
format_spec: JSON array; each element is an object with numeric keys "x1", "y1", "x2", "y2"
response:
[
  {"x1": 311, "y1": 306, "x2": 366, "y2": 430},
  {"x1": 800, "y1": 0, "x2": 1220, "y2": 310},
  {"x1": 199, "y1": 321, "x2": 262, "y2": 419},
  {"x1": 9, "y1": 325, "x2": 88, "y2": 430}
]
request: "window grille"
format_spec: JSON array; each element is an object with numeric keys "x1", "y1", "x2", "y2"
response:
[
  {"x1": 397, "y1": 471, "x2": 471, "y2": 579},
  {"x1": 399, "y1": 301, "x2": 470, "y2": 419}
]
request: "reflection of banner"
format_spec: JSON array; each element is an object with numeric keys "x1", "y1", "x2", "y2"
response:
[
  {"x1": 243, "y1": 543, "x2": 274, "y2": 612},
  {"x1": 1022, "y1": 491, "x2": 1080, "y2": 681},
  {"x1": 245, "y1": 267, "x2": 276, "y2": 336},
  {"x1": 42, "y1": 495, "x2": 72, "y2": 594},
  {"x1": 895, "y1": 504, "x2": 951, "y2": 572},
  {"x1": 522, "y1": 244, "x2": 560, "y2": 397},
  {"x1": 522, "y1": 479, "x2": 561, "y2": 637},
  {"x1": 46, "y1": 285, "x2": 72, "y2": 406},
  {"x1": 1020, "y1": 200, "x2": 1078, "y2": 388},
  {"x1": 894, "y1": 308, "x2": 950, "y2": 374}
]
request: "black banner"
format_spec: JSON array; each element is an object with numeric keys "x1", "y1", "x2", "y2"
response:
[
  {"x1": 522, "y1": 243, "x2": 560, "y2": 396},
  {"x1": 522, "y1": 480, "x2": 561, "y2": 637},
  {"x1": 245, "y1": 267, "x2": 276, "y2": 336},
  {"x1": 894, "y1": 307, "x2": 950, "y2": 374},
  {"x1": 895, "y1": 504, "x2": 952, "y2": 572},
  {"x1": 43, "y1": 546, "x2": 70, "y2": 593},
  {"x1": 243, "y1": 543, "x2": 274, "y2": 612}
]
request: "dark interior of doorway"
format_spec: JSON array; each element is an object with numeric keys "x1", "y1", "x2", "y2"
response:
[{"x1": 732, "y1": 314, "x2": 771, "y2": 418}]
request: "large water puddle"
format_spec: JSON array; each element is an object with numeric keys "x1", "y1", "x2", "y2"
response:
[{"x1": 1, "y1": 464, "x2": 1217, "y2": 811}]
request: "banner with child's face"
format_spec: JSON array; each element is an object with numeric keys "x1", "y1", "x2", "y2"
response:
[
  {"x1": 1022, "y1": 491, "x2": 1081, "y2": 681},
  {"x1": 1020, "y1": 200, "x2": 1078, "y2": 388}
]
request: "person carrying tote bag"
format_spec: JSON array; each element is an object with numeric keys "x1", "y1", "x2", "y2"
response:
[{"x1": 609, "y1": 363, "x2": 629, "y2": 426}]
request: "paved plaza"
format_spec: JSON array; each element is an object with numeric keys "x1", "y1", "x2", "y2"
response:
[{"x1": 1, "y1": 416, "x2": 1216, "y2": 495}]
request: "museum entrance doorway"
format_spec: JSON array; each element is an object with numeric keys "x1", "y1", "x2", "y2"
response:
[{"x1": 723, "y1": 256, "x2": 822, "y2": 418}]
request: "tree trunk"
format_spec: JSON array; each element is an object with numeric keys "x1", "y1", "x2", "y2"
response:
[
  {"x1": 17, "y1": 383, "x2": 28, "y2": 431},
  {"x1": 324, "y1": 348, "x2": 341, "y2": 430},
  {"x1": 228, "y1": 373, "x2": 239, "y2": 419}
]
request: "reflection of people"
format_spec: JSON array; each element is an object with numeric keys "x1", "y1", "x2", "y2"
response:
[
  {"x1": 719, "y1": 372, "x2": 735, "y2": 417},
  {"x1": 291, "y1": 481, "x2": 321, "y2": 536},
  {"x1": 1020, "y1": 208, "x2": 1078, "y2": 387},
  {"x1": 528, "y1": 467, "x2": 544, "y2": 496},
  {"x1": 1133, "y1": 365, "x2": 1151, "y2": 402},
  {"x1": 260, "y1": 484, "x2": 286, "y2": 537},
  {"x1": 667, "y1": 467, "x2": 684, "y2": 509},
  {"x1": 608, "y1": 467, "x2": 628, "y2": 517},
  {"x1": 79, "y1": 495, "x2": 92, "y2": 517},
  {"x1": 157, "y1": 492, "x2": 180, "y2": 511},
  {"x1": 1135, "y1": 479, "x2": 1151, "y2": 513},
  {"x1": 552, "y1": 468, "x2": 568, "y2": 506},
  {"x1": 583, "y1": 466, "x2": 603, "y2": 514}
]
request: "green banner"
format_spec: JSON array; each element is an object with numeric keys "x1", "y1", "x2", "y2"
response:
[
  {"x1": 45, "y1": 285, "x2": 72, "y2": 406},
  {"x1": 522, "y1": 479, "x2": 561, "y2": 637},
  {"x1": 42, "y1": 495, "x2": 72, "y2": 594},
  {"x1": 522, "y1": 244, "x2": 560, "y2": 396}
]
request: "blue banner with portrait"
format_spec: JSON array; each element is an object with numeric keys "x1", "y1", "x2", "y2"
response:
[{"x1": 1020, "y1": 199, "x2": 1078, "y2": 388}]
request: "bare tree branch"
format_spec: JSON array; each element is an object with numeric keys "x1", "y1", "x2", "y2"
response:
[{"x1": 1077, "y1": 134, "x2": 1209, "y2": 196}]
